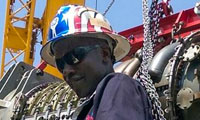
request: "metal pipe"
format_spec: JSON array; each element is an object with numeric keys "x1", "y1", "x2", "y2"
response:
[
  {"x1": 114, "y1": 49, "x2": 142, "y2": 77},
  {"x1": 148, "y1": 42, "x2": 179, "y2": 83},
  {"x1": 123, "y1": 58, "x2": 140, "y2": 77}
]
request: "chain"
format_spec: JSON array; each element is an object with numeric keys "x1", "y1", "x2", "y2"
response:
[
  {"x1": 137, "y1": 0, "x2": 166, "y2": 119},
  {"x1": 149, "y1": 1, "x2": 163, "y2": 44},
  {"x1": 103, "y1": 0, "x2": 115, "y2": 16}
]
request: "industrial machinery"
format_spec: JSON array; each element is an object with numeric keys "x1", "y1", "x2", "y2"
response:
[{"x1": 0, "y1": 0, "x2": 200, "y2": 120}]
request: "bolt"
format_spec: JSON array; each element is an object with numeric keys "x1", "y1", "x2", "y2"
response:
[
  {"x1": 179, "y1": 21, "x2": 184, "y2": 26},
  {"x1": 38, "y1": 117, "x2": 44, "y2": 120},
  {"x1": 194, "y1": 68, "x2": 198, "y2": 75},
  {"x1": 164, "y1": 108, "x2": 169, "y2": 113},
  {"x1": 183, "y1": 106, "x2": 188, "y2": 109},
  {"x1": 184, "y1": 50, "x2": 188, "y2": 53},
  {"x1": 191, "y1": 44, "x2": 195, "y2": 48},
  {"x1": 196, "y1": 2, "x2": 200, "y2": 9},
  {"x1": 36, "y1": 69, "x2": 44, "y2": 76},
  {"x1": 158, "y1": 37, "x2": 165, "y2": 43},
  {"x1": 21, "y1": 66, "x2": 25, "y2": 71},
  {"x1": 177, "y1": 103, "x2": 181, "y2": 106},
  {"x1": 179, "y1": 56, "x2": 184, "y2": 59},
  {"x1": 194, "y1": 2, "x2": 200, "y2": 15},
  {"x1": 61, "y1": 114, "x2": 65, "y2": 119},
  {"x1": 49, "y1": 115, "x2": 56, "y2": 120}
]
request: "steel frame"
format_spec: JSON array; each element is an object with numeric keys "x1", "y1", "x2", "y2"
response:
[
  {"x1": 119, "y1": 7, "x2": 200, "y2": 60},
  {"x1": 0, "y1": 0, "x2": 36, "y2": 77}
]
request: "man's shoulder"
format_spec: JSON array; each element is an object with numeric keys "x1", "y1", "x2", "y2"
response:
[
  {"x1": 102, "y1": 72, "x2": 141, "y2": 87},
  {"x1": 96, "y1": 72, "x2": 144, "y2": 95},
  {"x1": 97, "y1": 72, "x2": 149, "y2": 101},
  {"x1": 103, "y1": 72, "x2": 133, "y2": 81},
  {"x1": 93, "y1": 73, "x2": 153, "y2": 120}
]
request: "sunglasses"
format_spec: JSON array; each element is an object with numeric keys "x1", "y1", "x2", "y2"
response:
[{"x1": 55, "y1": 45, "x2": 100, "y2": 73}]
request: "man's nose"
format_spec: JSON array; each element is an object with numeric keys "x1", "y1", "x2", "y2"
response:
[{"x1": 62, "y1": 64, "x2": 76, "y2": 81}]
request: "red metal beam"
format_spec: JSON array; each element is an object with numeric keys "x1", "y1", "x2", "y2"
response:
[
  {"x1": 119, "y1": 7, "x2": 200, "y2": 57},
  {"x1": 36, "y1": 61, "x2": 47, "y2": 70}
]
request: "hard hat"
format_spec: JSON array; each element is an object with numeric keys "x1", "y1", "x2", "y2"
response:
[{"x1": 40, "y1": 5, "x2": 130, "y2": 67}]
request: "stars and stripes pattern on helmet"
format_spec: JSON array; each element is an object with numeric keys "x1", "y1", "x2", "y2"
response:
[{"x1": 48, "y1": 5, "x2": 114, "y2": 42}]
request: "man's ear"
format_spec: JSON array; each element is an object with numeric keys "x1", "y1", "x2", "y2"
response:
[{"x1": 101, "y1": 48, "x2": 112, "y2": 63}]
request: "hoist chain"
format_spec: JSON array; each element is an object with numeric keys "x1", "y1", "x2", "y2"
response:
[
  {"x1": 137, "y1": 0, "x2": 166, "y2": 119},
  {"x1": 149, "y1": 0, "x2": 163, "y2": 44}
]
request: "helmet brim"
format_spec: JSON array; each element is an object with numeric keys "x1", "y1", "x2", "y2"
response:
[{"x1": 40, "y1": 33, "x2": 130, "y2": 67}]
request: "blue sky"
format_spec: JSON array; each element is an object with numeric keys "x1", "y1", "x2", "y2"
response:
[{"x1": 0, "y1": 0, "x2": 199, "y2": 68}]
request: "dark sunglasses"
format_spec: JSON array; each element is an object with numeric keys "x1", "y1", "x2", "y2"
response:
[{"x1": 55, "y1": 45, "x2": 100, "y2": 73}]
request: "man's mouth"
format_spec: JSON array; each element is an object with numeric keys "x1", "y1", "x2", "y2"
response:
[{"x1": 70, "y1": 76, "x2": 84, "y2": 82}]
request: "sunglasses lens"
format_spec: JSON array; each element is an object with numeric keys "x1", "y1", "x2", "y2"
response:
[
  {"x1": 64, "y1": 52, "x2": 81, "y2": 65},
  {"x1": 55, "y1": 49, "x2": 84, "y2": 72},
  {"x1": 55, "y1": 58, "x2": 65, "y2": 73},
  {"x1": 55, "y1": 45, "x2": 99, "y2": 73}
]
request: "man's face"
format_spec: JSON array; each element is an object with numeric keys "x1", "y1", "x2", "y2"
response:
[{"x1": 53, "y1": 40, "x2": 110, "y2": 98}]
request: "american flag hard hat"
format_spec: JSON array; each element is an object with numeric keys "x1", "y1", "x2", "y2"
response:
[{"x1": 40, "y1": 5, "x2": 130, "y2": 67}]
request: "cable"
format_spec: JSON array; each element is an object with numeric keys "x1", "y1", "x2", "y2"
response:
[{"x1": 103, "y1": 0, "x2": 115, "y2": 16}]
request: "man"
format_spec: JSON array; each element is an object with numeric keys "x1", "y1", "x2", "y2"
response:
[{"x1": 40, "y1": 5, "x2": 153, "y2": 120}]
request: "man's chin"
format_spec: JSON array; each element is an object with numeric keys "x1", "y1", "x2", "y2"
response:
[
  {"x1": 75, "y1": 90, "x2": 94, "y2": 98},
  {"x1": 76, "y1": 92, "x2": 88, "y2": 98}
]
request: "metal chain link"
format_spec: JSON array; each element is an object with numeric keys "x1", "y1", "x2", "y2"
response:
[
  {"x1": 137, "y1": 0, "x2": 166, "y2": 119},
  {"x1": 149, "y1": 1, "x2": 163, "y2": 44}
]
